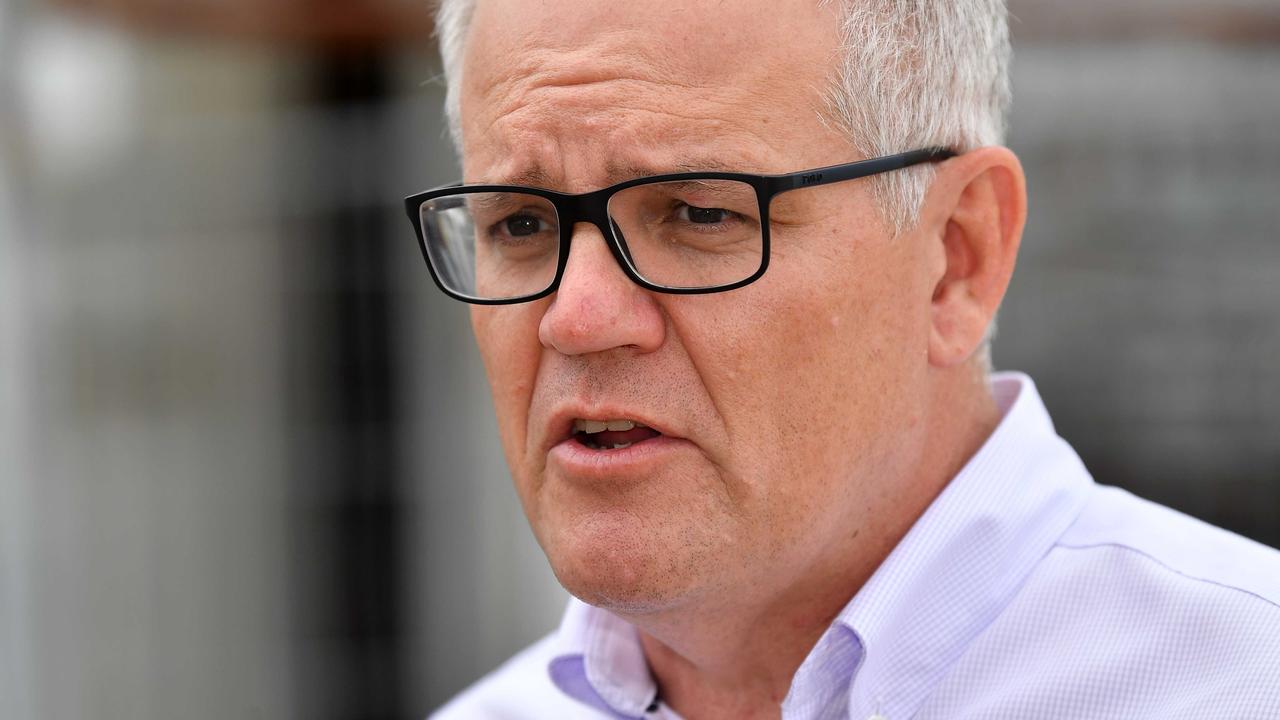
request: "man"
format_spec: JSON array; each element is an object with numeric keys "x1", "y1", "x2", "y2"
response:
[{"x1": 412, "y1": 0, "x2": 1280, "y2": 717}]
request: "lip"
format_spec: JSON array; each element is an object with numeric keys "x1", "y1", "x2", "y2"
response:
[
  {"x1": 542, "y1": 405, "x2": 692, "y2": 481},
  {"x1": 549, "y1": 433, "x2": 692, "y2": 481},
  {"x1": 541, "y1": 406, "x2": 682, "y2": 454}
]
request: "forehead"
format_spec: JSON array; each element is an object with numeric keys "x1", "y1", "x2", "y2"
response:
[{"x1": 459, "y1": 0, "x2": 846, "y2": 187}]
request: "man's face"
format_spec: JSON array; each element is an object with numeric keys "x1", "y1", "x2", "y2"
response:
[{"x1": 461, "y1": 0, "x2": 939, "y2": 612}]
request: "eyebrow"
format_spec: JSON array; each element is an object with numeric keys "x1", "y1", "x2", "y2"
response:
[
  {"x1": 483, "y1": 157, "x2": 769, "y2": 189},
  {"x1": 466, "y1": 192, "x2": 526, "y2": 213},
  {"x1": 491, "y1": 166, "x2": 556, "y2": 187}
]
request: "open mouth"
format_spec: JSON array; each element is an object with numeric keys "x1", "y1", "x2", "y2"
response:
[{"x1": 572, "y1": 418, "x2": 662, "y2": 450}]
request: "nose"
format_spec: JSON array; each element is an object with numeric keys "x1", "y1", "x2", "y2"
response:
[{"x1": 538, "y1": 223, "x2": 666, "y2": 356}]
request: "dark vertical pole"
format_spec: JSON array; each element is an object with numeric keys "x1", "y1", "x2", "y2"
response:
[{"x1": 289, "y1": 47, "x2": 405, "y2": 720}]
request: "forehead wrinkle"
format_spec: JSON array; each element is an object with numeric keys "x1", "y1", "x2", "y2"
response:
[
  {"x1": 463, "y1": 0, "x2": 847, "y2": 156},
  {"x1": 471, "y1": 22, "x2": 716, "y2": 101},
  {"x1": 473, "y1": 87, "x2": 782, "y2": 189},
  {"x1": 475, "y1": 103, "x2": 785, "y2": 188},
  {"x1": 463, "y1": 12, "x2": 845, "y2": 194},
  {"x1": 467, "y1": 31, "x2": 788, "y2": 151},
  {"x1": 478, "y1": 76, "x2": 749, "y2": 150},
  {"x1": 465, "y1": 23, "x2": 706, "y2": 138}
]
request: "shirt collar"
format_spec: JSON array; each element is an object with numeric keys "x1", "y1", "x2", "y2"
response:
[
  {"x1": 832, "y1": 371, "x2": 1094, "y2": 719},
  {"x1": 549, "y1": 596, "x2": 658, "y2": 719},
  {"x1": 547, "y1": 372, "x2": 1095, "y2": 720}
]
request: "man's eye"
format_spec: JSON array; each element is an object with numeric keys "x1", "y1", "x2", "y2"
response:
[
  {"x1": 678, "y1": 205, "x2": 732, "y2": 225},
  {"x1": 503, "y1": 214, "x2": 544, "y2": 236}
]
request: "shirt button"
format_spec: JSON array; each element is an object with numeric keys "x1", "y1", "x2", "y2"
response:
[{"x1": 868, "y1": 715, "x2": 888, "y2": 720}]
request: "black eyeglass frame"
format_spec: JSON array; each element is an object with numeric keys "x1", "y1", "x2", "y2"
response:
[{"x1": 404, "y1": 146, "x2": 956, "y2": 305}]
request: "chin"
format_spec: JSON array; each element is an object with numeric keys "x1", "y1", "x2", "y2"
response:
[{"x1": 538, "y1": 509, "x2": 704, "y2": 614}]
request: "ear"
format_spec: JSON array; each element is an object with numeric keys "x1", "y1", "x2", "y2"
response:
[{"x1": 922, "y1": 146, "x2": 1026, "y2": 368}]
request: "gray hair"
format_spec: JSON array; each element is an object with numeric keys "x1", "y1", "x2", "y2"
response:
[
  {"x1": 434, "y1": 0, "x2": 1010, "y2": 365},
  {"x1": 823, "y1": 0, "x2": 1011, "y2": 233}
]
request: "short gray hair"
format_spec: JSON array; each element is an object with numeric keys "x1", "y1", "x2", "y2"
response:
[
  {"x1": 433, "y1": 0, "x2": 1011, "y2": 234},
  {"x1": 823, "y1": 0, "x2": 1011, "y2": 233}
]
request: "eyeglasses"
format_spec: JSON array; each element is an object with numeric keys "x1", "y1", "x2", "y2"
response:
[{"x1": 404, "y1": 147, "x2": 955, "y2": 305}]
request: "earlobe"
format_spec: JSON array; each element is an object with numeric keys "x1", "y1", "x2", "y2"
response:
[{"x1": 926, "y1": 148, "x2": 1026, "y2": 368}]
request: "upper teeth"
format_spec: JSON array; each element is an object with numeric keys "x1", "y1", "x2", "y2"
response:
[{"x1": 574, "y1": 419, "x2": 644, "y2": 434}]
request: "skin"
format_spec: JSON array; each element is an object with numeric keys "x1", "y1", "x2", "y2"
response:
[{"x1": 458, "y1": 0, "x2": 1027, "y2": 717}]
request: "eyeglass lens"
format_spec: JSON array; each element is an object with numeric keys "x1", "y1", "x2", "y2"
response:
[{"x1": 419, "y1": 179, "x2": 764, "y2": 301}]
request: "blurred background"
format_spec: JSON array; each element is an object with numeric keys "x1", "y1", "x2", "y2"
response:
[{"x1": 0, "y1": 0, "x2": 1277, "y2": 717}]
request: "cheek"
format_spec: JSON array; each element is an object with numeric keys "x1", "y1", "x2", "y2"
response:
[
  {"x1": 682, "y1": 224, "x2": 931, "y2": 499},
  {"x1": 775, "y1": 245, "x2": 929, "y2": 425},
  {"x1": 471, "y1": 305, "x2": 544, "y2": 466}
]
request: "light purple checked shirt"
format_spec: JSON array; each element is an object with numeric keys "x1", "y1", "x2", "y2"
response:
[{"x1": 434, "y1": 373, "x2": 1280, "y2": 719}]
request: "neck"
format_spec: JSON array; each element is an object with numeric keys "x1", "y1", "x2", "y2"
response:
[
  {"x1": 627, "y1": 364, "x2": 1002, "y2": 720},
  {"x1": 634, "y1": 562, "x2": 884, "y2": 719}
]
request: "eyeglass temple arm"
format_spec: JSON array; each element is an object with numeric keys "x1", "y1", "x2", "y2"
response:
[{"x1": 765, "y1": 147, "x2": 956, "y2": 195}]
